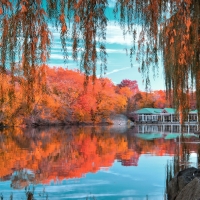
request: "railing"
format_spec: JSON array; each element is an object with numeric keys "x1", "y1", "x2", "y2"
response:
[
  {"x1": 136, "y1": 114, "x2": 198, "y2": 123},
  {"x1": 137, "y1": 124, "x2": 199, "y2": 134}
]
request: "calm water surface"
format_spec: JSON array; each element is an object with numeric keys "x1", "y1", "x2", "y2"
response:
[{"x1": 0, "y1": 125, "x2": 199, "y2": 200}]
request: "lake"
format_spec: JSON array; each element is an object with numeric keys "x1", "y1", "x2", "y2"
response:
[{"x1": 0, "y1": 125, "x2": 199, "y2": 200}]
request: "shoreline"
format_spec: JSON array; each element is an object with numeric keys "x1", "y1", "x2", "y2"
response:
[
  {"x1": 0, "y1": 121, "x2": 114, "y2": 129},
  {"x1": 0, "y1": 114, "x2": 134, "y2": 128}
]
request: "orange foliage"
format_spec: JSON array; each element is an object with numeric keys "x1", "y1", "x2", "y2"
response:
[
  {"x1": 0, "y1": 127, "x2": 132, "y2": 185},
  {"x1": 132, "y1": 90, "x2": 170, "y2": 110},
  {"x1": 0, "y1": 64, "x2": 179, "y2": 126},
  {"x1": 46, "y1": 67, "x2": 127, "y2": 123},
  {"x1": 0, "y1": 126, "x2": 188, "y2": 188},
  {"x1": 1, "y1": 65, "x2": 133, "y2": 126}
]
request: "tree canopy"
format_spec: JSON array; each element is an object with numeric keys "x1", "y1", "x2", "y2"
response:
[{"x1": 0, "y1": 0, "x2": 200, "y2": 122}]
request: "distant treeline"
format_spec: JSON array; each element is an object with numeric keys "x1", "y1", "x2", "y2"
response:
[{"x1": 0, "y1": 65, "x2": 185, "y2": 126}]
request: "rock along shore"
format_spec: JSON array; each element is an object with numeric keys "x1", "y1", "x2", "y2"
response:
[{"x1": 167, "y1": 167, "x2": 200, "y2": 200}]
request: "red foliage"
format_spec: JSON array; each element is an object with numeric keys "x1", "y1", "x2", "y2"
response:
[{"x1": 118, "y1": 79, "x2": 139, "y2": 94}]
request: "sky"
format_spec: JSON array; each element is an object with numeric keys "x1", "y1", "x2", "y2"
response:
[{"x1": 47, "y1": 5, "x2": 165, "y2": 91}]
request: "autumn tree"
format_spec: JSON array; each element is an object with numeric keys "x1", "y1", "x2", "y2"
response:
[
  {"x1": 0, "y1": 65, "x2": 134, "y2": 126},
  {"x1": 0, "y1": 0, "x2": 107, "y2": 107},
  {"x1": 137, "y1": 92, "x2": 155, "y2": 108},
  {"x1": 37, "y1": 66, "x2": 131, "y2": 125},
  {"x1": 132, "y1": 92, "x2": 142, "y2": 110},
  {"x1": 117, "y1": 79, "x2": 139, "y2": 94},
  {"x1": 153, "y1": 90, "x2": 169, "y2": 108},
  {"x1": 117, "y1": 79, "x2": 139, "y2": 113}
]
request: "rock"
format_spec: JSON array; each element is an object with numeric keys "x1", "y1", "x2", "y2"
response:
[
  {"x1": 177, "y1": 167, "x2": 197, "y2": 192},
  {"x1": 110, "y1": 114, "x2": 134, "y2": 126},
  {"x1": 167, "y1": 174, "x2": 179, "y2": 200},
  {"x1": 176, "y1": 177, "x2": 200, "y2": 200},
  {"x1": 167, "y1": 167, "x2": 197, "y2": 200},
  {"x1": 109, "y1": 114, "x2": 134, "y2": 133}
]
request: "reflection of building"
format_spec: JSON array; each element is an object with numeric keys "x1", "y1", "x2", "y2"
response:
[
  {"x1": 132, "y1": 108, "x2": 198, "y2": 124},
  {"x1": 136, "y1": 124, "x2": 200, "y2": 135}
]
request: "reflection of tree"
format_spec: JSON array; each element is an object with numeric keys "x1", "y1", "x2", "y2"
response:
[
  {"x1": 1, "y1": 184, "x2": 48, "y2": 200},
  {"x1": 1, "y1": 126, "x2": 192, "y2": 190},
  {"x1": 197, "y1": 143, "x2": 200, "y2": 166},
  {"x1": 173, "y1": 135, "x2": 199, "y2": 172},
  {"x1": 165, "y1": 135, "x2": 200, "y2": 196},
  {"x1": 0, "y1": 127, "x2": 134, "y2": 188},
  {"x1": 179, "y1": 135, "x2": 191, "y2": 171}
]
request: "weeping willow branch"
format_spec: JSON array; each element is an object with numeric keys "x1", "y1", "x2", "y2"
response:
[{"x1": 115, "y1": 0, "x2": 200, "y2": 124}]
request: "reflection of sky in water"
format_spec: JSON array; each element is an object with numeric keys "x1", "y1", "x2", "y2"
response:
[
  {"x1": 0, "y1": 156, "x2": 171, "y2": 200},
  {"x1": 188, "y1": 152, "x2": 198, "y2": 168},
  {"x1": 45, "y1": 156, "x2": 170, "y2": 199}
]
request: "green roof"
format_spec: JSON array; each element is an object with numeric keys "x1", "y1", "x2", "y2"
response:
[
  {"x1": 136, "y1": 133, "x2": 199, "y2": 140},
  {"x1": 134, "y1": 108, "x2": 198, "y2": 115},
  {"x1": 135, "y1": 108, "x2": 163, "y2": 114},
  {"x1": 163, "y1": 108, "x2": 176, "y2": 114},
  {"x1": 190, "y1": 109, "x2": 198, "y2": 114},
  {"x1": 165, "y1": 133, "x2": 199, "y2": 139},
  {"x1": 136, "y1": 133, "x2": 163, "y2": 140},
  {"x1": 164, "y1": 133, "x2": 181, "y2": 140}
]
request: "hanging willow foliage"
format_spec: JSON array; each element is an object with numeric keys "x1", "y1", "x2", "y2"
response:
[
  {"x1": 0, "y1": 0, "x2": 108, "y2": 112},
  {"x1": 114, "y1": 0, "x2": 200, "y2": 124},
  {"x1": 0, "y1": 0, "x2": 200, "y2": 123}
]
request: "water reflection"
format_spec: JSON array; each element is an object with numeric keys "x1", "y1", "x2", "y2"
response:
[
  {"x1": 0, "y1": 126, "x2": 137, "y2": 188},
  {"x1": 0, "y1": 125, "x2": 200, "y2": 199},
  {"x1": 165, "y1": 133, "x2": 200, "y2": 196}
]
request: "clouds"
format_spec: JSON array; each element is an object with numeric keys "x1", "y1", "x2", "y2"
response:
[
  {"x1": 50, "y1": 54, "x2": 73, "y2": 60},
  {"x1": 106, "y1": 21, "x2": 142, "y2": 46},
  {"x1": 48, "y1": 18, "x2": 141, "y2": 70},
  {"x1": 102, "y1": 65, "x2": 139, "y2": 77},
  {"x1": 108, "y1": 0, "x2": 116, "y2": 8},
  {"x1": 48, "y1": 47, "x2": 127, "y2": 69},
  {"x1": 106, "y1": 67, "x2": 131, "y2": 75},
  {"x1": 49, "y1": 21, "x2": 136, "y2": 47},
  {"x1": 106, "y1": 22, "x2": 133, "y2": 45},
  {"x1": 47, "y1": 19, "x2": 164, "y2": 90}
]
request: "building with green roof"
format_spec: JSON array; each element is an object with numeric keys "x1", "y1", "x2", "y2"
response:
[{"x1": 132, "y1": 108, "x2": 198, "y2": 124}]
